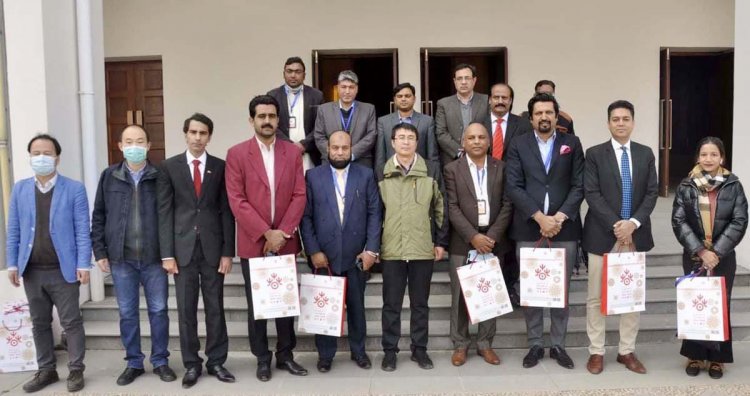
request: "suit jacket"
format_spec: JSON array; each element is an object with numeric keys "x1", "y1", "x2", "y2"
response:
[
  {"x1": 157, "y1": 152, "x2": 235, "y2": 267},
  {"x1": 225, "y1": 137, "x2": 306, "y2": 258},
  {"x1": 444, "y1": 155, "x2": 513, "y2": 256},
  {"x1": 582, "y1": 140, "x2": 658, "y2": 255},
  {"x1": 482, "y1": 113, "x2": 533, "y2": 160},
  {"x1": 313, "y1": 101, "x2": 377, "y2": 168},
  {"x1": 435, "y1": 93, "x2": 489, "y2": 165},
  {"x1": 300, "y1": 163, "x2": 382, "y2": 274},
  {"x1": 267, "y1": 85, "x2": 324, "y2": 166},
  {"x1": 505, "y1": 131, "x2": 585, "y2": 242},
  {"x1": 375, "y1": 112, "x2": 439, "y2": 173}
]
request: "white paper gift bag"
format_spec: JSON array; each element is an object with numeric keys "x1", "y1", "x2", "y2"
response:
[
  {"x1": 297, "y1": 273, "x2": 347, "y2": 336},
  {"x1": 519, "y1": 245, "x2": 567, "y2": 308},
  {"x1": 602, "y1": 251, "x2": 647, "y2": 315},
  {"x1": 457, "y1": 252, "x2": 513, "y2": 324},
  {"x1": 676, "y1": 272, "x2": 729, "y2": 342},
  {"x1": 0, "y1": 300, "x2": 38, "y2": 373},
  {"x1": 247, "y1": 254, "x2": 301, "y2": 320}
]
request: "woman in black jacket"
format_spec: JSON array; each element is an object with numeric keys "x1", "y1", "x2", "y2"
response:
[{"x1": 672, "y1": 136, "x2": 748, "y2": 379}]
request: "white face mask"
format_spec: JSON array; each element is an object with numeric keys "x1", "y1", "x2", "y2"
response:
[{"x1": 30, "y1": 155, "x2": 56, "y2": 176}]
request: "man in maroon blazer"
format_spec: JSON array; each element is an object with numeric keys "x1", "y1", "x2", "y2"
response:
[{"x1": 225, "y1": 95, "x2": 308, "y2": 382}]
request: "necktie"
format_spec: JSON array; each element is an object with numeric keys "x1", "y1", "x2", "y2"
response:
[
  {"x1": 492, "y1": 119, "x2": 504, "y2": 160},
  {"x1": 336, "y1": 171, "x2": 345, "y2": 223},
  {"x1": 192, "y1": 159, "x2": 202, "y2": 197},
  {"x1": 620, "y1": 146, "x2": 632, "y2": 219}
]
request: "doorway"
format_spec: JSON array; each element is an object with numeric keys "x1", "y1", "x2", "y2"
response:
[
  {"x1": 311, "y1": 49, "x2": 398, "y2": 118},
  {"x1": 105, "y1": 59, "x2": 166, "y2": 165},
  {"x1": 658, "y1": 48, "x2": 733, "y2": 196},
  {"x1": 420, "y1": 47, "x2": 507, "y2": 116}
]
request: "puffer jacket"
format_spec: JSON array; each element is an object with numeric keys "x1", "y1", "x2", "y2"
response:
[
  {"x1": 672, "y1": 173, "x2": 748, "y2": 257},
  {"x1": 378, "y1": 154, "x2": 449, "y2": 261}
]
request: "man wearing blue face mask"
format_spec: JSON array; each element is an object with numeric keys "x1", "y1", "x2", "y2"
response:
[
  {"x1": 91, "y1": 125, "x2": 176, "y2": 386},
  {"x1": 6, "y1": 134, "x2": 91, "y2": 393}
]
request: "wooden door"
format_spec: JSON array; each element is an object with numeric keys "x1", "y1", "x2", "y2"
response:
[
  {"x1": 658, "y1": 48, "x2": 671, "y2": 197},
  {"x1": 105, "y1": 60, "x2": 165, "y2": 165}
]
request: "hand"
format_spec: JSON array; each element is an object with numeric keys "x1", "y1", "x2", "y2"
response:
[
  {"x1": 97, "y1": 258, "x2": 110, "y2": 273},
  {"x1": 616, "y1": 236, "x2": 634, "y2": 251},
  {"x1": 77, "y1": 270, "x2": 90, "y2": 285},
  {"x1": 8, "y1": 271, "x2": 19, "y2": 287},
  {"x1": 552, "y1": 212, "x2": 567, "y2": 224},
  {"x1": 294, "y1": 142, "x2": 306, "y2": 154},
  {"x1": 699, "y1": 250, "x2": 720, "y2": 271},
  {"x1": 434, "y1": 246, "x2": 445, "y2": 261},
  {"x1": 613, "y1": 220, "x2": 637, "y2": 242},
  {"x1": 218, "y1": 257, "x2": 233, "y2": 274},
  {"x1": 310, "y1": 252, "x2": 329, "y2": 269},
  {"x1": 162, "y1": 258, "x2": 179, "y2": 275},
  {"x1": 357, "y1": 252, "x2": 377, "y2": 271},
  {"x1": 470, "y1": 234, "x2": 495, "y2": 254},
  {"x1": 263, "y1": 229, "x2": 290, "y2": 254},
  {"x1": 534, "y1": 212, "x2": 561, "y2": 238}
]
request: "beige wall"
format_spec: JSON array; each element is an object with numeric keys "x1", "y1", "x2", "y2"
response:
[
  {"x1": 733, "y1": 0, "x2": 749, "y2": 268},
  {"x1": 102, "y1": 0, "x2": 734, "y2": 158}
]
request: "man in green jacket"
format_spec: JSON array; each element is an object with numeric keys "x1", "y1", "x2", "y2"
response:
[{"x1": 377, "y1": 122, "x2": 449, "y2": 372}]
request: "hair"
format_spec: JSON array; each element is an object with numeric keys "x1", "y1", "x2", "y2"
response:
[
  {"x1": 392, "y1": 82, "x2": 416, "y2": 97},
  {"x1": 695, "y1": 136, "x2": 726, "y2": 162},
  {"x1": 27, "y1": 133, "x2": 62, "y2": 156},
  {"x1": 607, "y1": 100, "x2": 635, "y2": 120},
  {"x1": 183, "y1": 113, "x2": 214, "y2": 135},
  {"x1": 454, "y1": 63, "x2": 477, "y2": 78},
  {"x1": 527, "y1": 93, "x2": 559, "y2": 118},
  {"x1": 248, "y1": 95, "x2": 280, "y2": 118},
  {"x1": 534, "y1": 79, "x2": 556, "y2": 92},
  {"x1": 284, "y1": 56, "x2": 305, "y2": 71},
  {"x1": 338, "y1": 70, "x2": 359, "y2": 84},
  {"x1": 119, "y1": 124, "x2": 150, "y2": 142},
  {"x1": 391, "y1": 122, "x2": 419, "y2": 141}
]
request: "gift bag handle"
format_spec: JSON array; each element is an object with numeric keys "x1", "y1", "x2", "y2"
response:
[
  {"x1": 533, "y1": 237, "x2": 552, "y2": 251},
  {"x1": 615, "y1": 242, "x2": 635, "y2": 257},
  {"x1": 313, "y1": 266, "x2": 333, "y2": 280},
  {"x1": 675, "y1": 268, "x2": 706, "y2": 287}
]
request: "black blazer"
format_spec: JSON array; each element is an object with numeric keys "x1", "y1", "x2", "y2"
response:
[
  {"x1": 268, "y1": 85, "x2": 324, "y2": 166},
  {"x1": 582, "y1": 140, "x2": 658, "y2": 255},
  {"x1": 482, "y1": 113, "x2": 533, "y2": 160},
  {"x1": 157, "y1": 152, "x2": 235, "y2": 266},
  {"x1": 505, "y1": 131, "x2": 584, "y2": 242}
]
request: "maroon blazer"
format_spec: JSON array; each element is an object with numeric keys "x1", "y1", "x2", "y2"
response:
[{"x1": 225, "y1": 136, "x2": 306, "y2": 258}]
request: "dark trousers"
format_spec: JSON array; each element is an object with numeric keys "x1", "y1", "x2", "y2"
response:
[
  {"x1": 381, "y1": 259, "x2": 434, "y2": 353},
  {"x1": 240, "y1": 258, "x2": 296, "y2": 364},
  {"x1": 680, "y1": 250, "x2": 736, "y2": 363},
  {"x1": 174, "y1": 240, "x2": 228, "y2": 369},
  {"x1": 503, "y1": 242, "x2": 519, "y2": 289},
  {"x1": 315, "y1": 266, "x2": 368, "y2": 360},
  {"x1": 23, "y1": 268, "x2": 85, "y2": 371}
]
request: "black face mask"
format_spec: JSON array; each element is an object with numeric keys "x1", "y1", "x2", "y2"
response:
[{"x1": 329, "y1": 156, "x2": 351, "y2": 169}]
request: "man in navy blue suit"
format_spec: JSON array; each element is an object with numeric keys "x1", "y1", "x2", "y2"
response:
[{"x1": 300, "y1": 131, "x2": 382, "y2": 373}]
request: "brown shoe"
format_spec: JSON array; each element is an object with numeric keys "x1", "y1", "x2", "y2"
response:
[
  {"x1": 451, "y1": 348, "x2": 467, "y2": 366},
  {"x1": 616, "y1": 353, "x2": 647, "y2": 374},
  {"x1": 586, "y1": 354, "x2": 604, "y2": 374},
  {"x1": 477, "y1": 349, "x2": 501, "y2": 365}
]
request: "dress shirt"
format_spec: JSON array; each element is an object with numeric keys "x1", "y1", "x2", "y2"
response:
[
  {"x1": 534, "y1": 131, "x2": 556, "y2": 214},
  {"x1": 255, "y1": 135, "x2": 276, "y2": 223},
  {"x1": 393, "y1": 155, "x2": 417, "y2": 176},
  {"x1": 610, "y1": 138, "x2": 641, "y2": 228},
  {"x1": 467, "y1": 156, "x2": 490, "y2": 226},
  {"x1": 398, "y1": 110, "x2": 414, "y2": 124},
  {"x1": 35, "y1": 174, "x2": 58, "y2": 194},
  {"x1": 491, "y1": 112, "x2": 508, "y2": 140},
  {"x1": 186, "y1": 151, "x2": 207, "y2": 181},
  {"x1": 330, "y1": 165, "x2": 350, "y2": 224},
  {"x1": 458, "y1": 93, "x2": 474, "y2": 131}
]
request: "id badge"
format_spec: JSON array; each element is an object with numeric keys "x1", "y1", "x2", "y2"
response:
[
  {"x1": 289, "y1": 116, "x2": 297, "y2": 129},
  {"x1": 477, "y1": 199, "x2": 487, "y2": 215}
]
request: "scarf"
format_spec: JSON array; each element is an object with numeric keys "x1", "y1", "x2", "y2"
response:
[{"x1": 689, "y1": 164, "x2": 730, "y2": 250}]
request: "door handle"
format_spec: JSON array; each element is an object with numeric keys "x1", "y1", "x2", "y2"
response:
[
  {"x1": 126, "y1": 110, "x2": 134, "y2": 125},
  {"x1": 135, "y1": 110, "x2": 143, "y2": 126},
  {"x1": 658, "y1": 99, "x2": 664, "y2": 150},
  {"x1": 427, "y1": 100, "x2": 433, "y2": 116},
  {"x1": 667, "y1": 99, "x2": 673, "y2": 150},
  {"x1": 389, "y1": 101, "x2": 394, "y2": 114}
]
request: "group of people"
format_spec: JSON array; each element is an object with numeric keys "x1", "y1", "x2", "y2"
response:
[{"x1": 5, "y1": 56, "x2": 746, "y2": 393}]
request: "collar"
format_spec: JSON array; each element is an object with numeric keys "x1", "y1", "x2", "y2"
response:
[
  {"x1": 125, "y1": 162, "x2": 148, "y2": 174},
  {"x1": 611, "y1": 138, "x2": 632, "y2": 151},
  {"x1": 255, "y1": 135, "x2": 276, "y2": 152},
  {"x1": 186, "y1": 150, "x2": 207, "y2": 165},
  {"x1": 491, "y1": 112, "x2": 509, "y2": 124},
  {"x1": 467, "y1": 155, "x2": 488, "y2": 170},
  {"x1": 457, "y1": 93, "x2": 474, "y2": 105},
  {"x1": 398, "y1": 110, "x2": 415, "y2": 120},
  {"x1": 329, "y1": 164, "x2": 350, "y2": 175},
  {"x1": 534, "y1": 130, "x2": 557, "y2": 144},
  {"x1": 35, "y1": 173, "x2": 58, "y2": 190},
  {"x1": 393, "y1": 154, "x2": 417, "y2": 172},
  {"x1": 285, "y1": 84, "x2": 303, "y2": 94},
  {"x1": 339, "y1": 100, "x2": 356, "y2": 110}
]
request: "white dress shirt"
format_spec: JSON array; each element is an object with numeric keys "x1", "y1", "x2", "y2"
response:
[
  {"x1": 256, "y1": 135, "x2": 276, "y2": 223},
  {"x1": 186, "y1": 150, "x2": 207, "y2": 181},
  {"x1": 35, "y1": 173, "x2": 58, "y2": 194},
  {"x1": 286, "y1": 85, "x2": 314, "y2": 172},
  {"x1": 467, "y1": 156, "x2": 490, "y2": 226}
]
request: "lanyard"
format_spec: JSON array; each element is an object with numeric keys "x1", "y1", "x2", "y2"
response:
[
  {"x1": 285, "y1": 87, "x2": 302, "y2": 113},
  {"x1": 332, "y1": 170, "x2": 346, "y2": 202},
  {"x1": 340, "y1": 103, "x2": 356, "y2": 131},
  {"x1": 475, "y1": 167, "x2": 485, "y2": 196}
]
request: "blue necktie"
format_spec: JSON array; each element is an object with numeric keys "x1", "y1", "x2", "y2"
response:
[{"x1": 620, "y1": 146, "x2": 632, "y2": 219}]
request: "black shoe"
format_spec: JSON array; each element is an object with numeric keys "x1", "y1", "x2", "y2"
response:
[
  {"x1": 67, "y1": 369, "x2": 84, "y2": 392},
  {"x1": 522, "y1": 345, "x2": 544, "y2": 368},
  {"x1": 153, "y1": 365, "x2": 177, "y2": 382},
  {"x1": 256, "y1": 362, "x2": 271, "y2": 382},
  {"x1": 207, "y1": 365, "x2": 235, "y2": 383},
  {"x1": 411, "y1": 349, "x2": 434, "y2": 370},
  {"x1": 708, "y1": 362, "x2": 723, "y2": 379},
  {"x1": 685, "y1": 359, "x2": 702, "y2": 377},
  {"x1": 116, "y1": 367, "x2": 145, "y2": 386},
  {"x1": 317, "y1": 359, "x2": 332, "y2": 373},
  {"x1": 23, "y1": 370, "x2": 59, "y2": 393},
  {"x1": 351, "y1": 354, "x2": 372, "y2": 369},
  {"x1": 381, "y1": 351, "x2": 397, "y2": 372},
  {"x1": 549, "y1": 346, "x2": 575, "y2": 369},
  {"x1": 181, "y1": 367, "x2": 201, "y2": 389},
  {"x1": 276, "y1": 359, "x2": 308, "y2": 376}
]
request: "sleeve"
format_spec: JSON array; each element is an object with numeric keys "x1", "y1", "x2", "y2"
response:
[
  {"x1": 435, "y1": 100, "x2": 461, "y2": 159},
  {"x1": 583, "y1": 147, "x2": 621, "y2": 228},
  {"x1": 219, "y1": 165, "x2": 236, "y2": 258},
  {"x1": 276, "y1": 150, "x2": 307, "y2": 236},
  {"x1": 299, "y1": 172, "x2": 321, "y2": 255},
  {"x1": 631, "y1": 148, "x2": 659, "y2": 225},
  {"x1": 156, "y1": 163, "x2": 176, "y2": 259},
  {"x1": 5, "y1": 184, "x2": 21, "y2": 270},
  {"x1": 73, "y1": 183, "x2": 92, "y2": 270},
  {"x1": 313, "y1": 106, "x2": 329, "y2": 160},
  {"x1": 90, "y1": 170, "x2": 109, "y2": 261},
  {"x1": 426, "y1": 118, "x2": 441, "y2": 164},
  {"x1": 224, "y1": 148, "x2": 271, "y2": 243},
  {"x1": 431, "y1": 166, "x2": 450, "y2": 248},
  {"x1": 557, "y1": 137, "x2": 585, "y2": 221},
  {"x1": 364, "y1": 169, "x2": 383, "y2": 253},
  {"x1": 444, "y1": 164, "x2": 476, "y2": 245},
  {"x1": 375, "y1": 117, "x2": 387, "y2": 173},
  {"x1": 351, "y1": 106, "x2": 378, "y2": 161},
  {"x1": 504, "y1": 138, "x2": 542, "y2": 218},
  {"x1": 713, "y1": 182, "x2": 749, "y2": 257},
  {"x1": 671, "y1": 185, "x2": 705, "y2": 255}
]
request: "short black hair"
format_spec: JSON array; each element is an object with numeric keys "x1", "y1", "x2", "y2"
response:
[
  {"x1": 695, "y1": 136, "x2": 726, "y2": 162},
  {"x1": 27, "y1": 134, "x2": 61, "y2": 156},
  {"x1": 119, "y1": 124, "x2": 150, "y2": 142},
  {"x1": 391, "y1": 122, "x2": 419, "y2": 141},
  {"x1": 527, "y1": 93, "x2": 559, "y2": 118},
  {"x1": 454, "y1": 63, "x2": 477, "y2": 78},
  {"x1": 607, "y1": 100, "x2": 635, "y2": 120},
  {"x1": 284, "y1": 57, "x2": 305, "y2": 71},
  {"x1": 183, "y1": 113, "x2": 214, "y2": 135},
  {"x1": 534, "y1": 79, "x2": 556, "y2": 92},
  {"x1": 392, "y1": 82, "x2": 415, "y2": 98},
  {"x1": 248, "y1": 95, "x2": 280, "y2": 118}
]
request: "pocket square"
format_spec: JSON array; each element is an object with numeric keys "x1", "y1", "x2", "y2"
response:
[{"x1": 560, "y1": 145, "x2": 572, "y2": 155}]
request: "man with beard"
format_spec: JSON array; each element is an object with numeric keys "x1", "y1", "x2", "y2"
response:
[
  {"x1": 505, "y1": 93, "x2": 584, "y2": 370},
  {"x1": 300, "y1": 131, "x2": 382, "y2": 373}
]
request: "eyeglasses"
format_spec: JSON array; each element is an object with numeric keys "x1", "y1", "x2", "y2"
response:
[
  {"x1": 454, "y1": 76, "x2": 474, "y2": 82},
  {"x1": 394, "y1": 135, "x2": 417, "y2": 142}
]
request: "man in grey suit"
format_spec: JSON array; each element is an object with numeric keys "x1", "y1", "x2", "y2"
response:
[
  {"x1": 375, "y1": 83, "x2": 439, "y2": 173},
  {"x1": 435, "y1": 63, "x2": 489, "y2": 166},
  {"x1": 314, "y1": 70, "x2": 377, "y2": 168}
]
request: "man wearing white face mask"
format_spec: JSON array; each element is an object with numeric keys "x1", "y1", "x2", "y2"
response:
[
  {"x1": 6, "y1": 134, "x2": 92, "y2": 393},
  {"x1": 91, "y1": 125, "x2": 176, "y2": 386}
]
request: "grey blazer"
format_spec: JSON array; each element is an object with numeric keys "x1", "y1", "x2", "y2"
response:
[
  {"x1": 435, "y1": 93, "x2": 489, "y2": 165},
  {"x1": 313, "y1": 100, "x2": 377, "y2": 168},
  {"x1": 375, "y1": 112, "x2": 439, "y2": 173}
]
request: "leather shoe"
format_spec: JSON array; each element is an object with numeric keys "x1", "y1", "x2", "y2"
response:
[
  {"x1": 276, "y1": 359, "x2": 308, "y2": 376},
  {"x1": 381, "y1": 351, "x2": 397, "y2": 372},
  {"x1": 550, "y1": 346, "x2": 575, "y2": 369},
  {"x1": 478, "y1": 348, "x2": 501, "y2": 365},
  {"x1": 317, "y1": 359, "x2": 332, "y2": 373},
  {"x1": 616, "y1": 353, "x2": 647, "y2": 374},
  {"x1": 207, "y1": 365, "x2": 235, "y2": 383},
  {"x1": 116, "y1": 367, "x2": 145, "y2": 386},
  {"x1": 411, "y1": 349, "x2": 434, "y2": 370},
  {"x1": 181, "y1": 367, "x2": 201, "y2": 389},
  {"x1": 451, "y1": 348, "x2": 467, "y2": 366},
  {"x1": 153, "y1": 365, "x2": 177, "y2": 382},
  {"x1": 587, "y1": 354, "x2": 604, "y2": 374},
  {"x1": 685, "y1": 359, "x2": 703, "y2": 377},
  {"x1": 23, "y1": 370, "x2": 59, "y2": 393},
  {"x1": 522, "y1": 345, "x2": 544, "y2": 368},
  {"x1": 351, "y1": 354, "x2": 372, "y2": 369},
  {"x1": 256, "y1": 362, "x2": 271, "y2": 382},
  {"x1": 67, "y1": 369, "x2": 84, "y2": 392},
  {"x1": 708, "y1": 362, "x2": 723, "y2": 379}
]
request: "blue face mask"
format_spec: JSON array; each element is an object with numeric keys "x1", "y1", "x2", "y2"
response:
[
  {"x1": 30, "y1": 155, "x2": 56, "y2": 176},
  {"x1": 122, "y1": 145, "x2": 148, "y2": 164}
]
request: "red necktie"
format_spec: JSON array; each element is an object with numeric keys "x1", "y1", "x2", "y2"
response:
[
  {"x1": 492, "y1": 119, "x2": 504, "y2": 159},
  {"x1": 192, "y1": 159, "x2": 202, "y2": 197}
]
